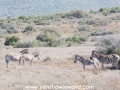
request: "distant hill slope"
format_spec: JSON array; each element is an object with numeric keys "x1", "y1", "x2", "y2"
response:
[{"x1": 0, "y1": 0, "x2": 120, "y2": 18}]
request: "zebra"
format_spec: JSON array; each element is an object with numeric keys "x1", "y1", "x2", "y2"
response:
[
  {"x1": 74, "y1": 55, "x2": 99, "y2": 71},
  {"x1": 5, "y1": 49, "x2": 29, "y2": 68},
  {"x1": 19, "y1": 52, "x2": 40, "y2": 66},
  {"x1": 90, "y1": 50, "x2": 120, "y2": 70}
]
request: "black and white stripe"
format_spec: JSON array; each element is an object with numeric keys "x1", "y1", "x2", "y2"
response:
[
  {"x1": 5, "y1": 49, "x2": 29, "y2": 68},
  {"x1": 74, "y1": 55, "x2": 99, "y2": 71},
  {"x1": 90, "y1": 50, "x2": 120, "y2": 70},
  {"x1": 19, "y1": 52, "x2": 40, "y2": 66}
]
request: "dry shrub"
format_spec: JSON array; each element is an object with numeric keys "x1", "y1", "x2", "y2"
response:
[{"x1": 96, "y1": 34, "x2": 120, "y2": 56}]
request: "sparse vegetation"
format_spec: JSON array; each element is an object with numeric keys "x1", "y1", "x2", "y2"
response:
[
  {"x1": 43, "y1": 56, "x2": 51, "y2": 62},
  {"x1": 87, "y1": 19, "x2": 109, "y2": 26},
  {"x1": 78, "y1": 25, "x2": 90, "y2": 31},
  {"x1": 91, "y1": 30, "x2": 115, "y2": 36}
]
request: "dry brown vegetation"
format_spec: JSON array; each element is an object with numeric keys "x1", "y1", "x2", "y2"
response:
[{"x1": 0, "y1": 11, "x2": 120, "y2": 90}]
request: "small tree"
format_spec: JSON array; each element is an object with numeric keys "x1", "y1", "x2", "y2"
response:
[{"x1": 4, "y1": 36, "x2": 19, "y2": 46}]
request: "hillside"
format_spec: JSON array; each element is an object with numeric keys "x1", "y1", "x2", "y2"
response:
[{"x1": 1, "y1": 0, "x2": 120, "y2": 18}]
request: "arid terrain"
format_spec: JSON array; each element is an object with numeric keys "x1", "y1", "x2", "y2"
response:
[
  {"x1": 0, "y1": 9, "x2": 120, "y2": 90},
  {"x1": 0, "y1": 37, "x2": 120, "y2": 90}
]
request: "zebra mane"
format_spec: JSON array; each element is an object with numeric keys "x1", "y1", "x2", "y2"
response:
[
  {"x1": 20, "y1": 49, "x2": 29, "y2": 54},
  {"x1": 75, "y1": 55, "x2": 85, "y2": 60},
  {"x1": 92, "y1": 50, "x2": 98, "y2": 53}
]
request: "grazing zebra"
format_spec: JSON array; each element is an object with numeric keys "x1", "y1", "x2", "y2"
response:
[
  {"x1": 74, "y1": 55, "x2": 99, "y2": 71},
  {"x1": 5, "y1": 49, "x2": 29, "y2": 68},
  {"x1": 90, "y1": 50, "x2": 120, "y2": 70},
  {"x1": 19, "y1": 52, "x2": 40, "y2": 66}
]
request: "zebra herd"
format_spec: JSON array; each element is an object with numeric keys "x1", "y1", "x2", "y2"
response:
[
  {"x1": 5, "y1": 49, "x2": 120, "y2": 71},
  {"x1": 5, "y1": 49, "x2": 40, "y2": 68},
  {"x1": 74, "y1": 50, "x2": 120, "y2": 71}
]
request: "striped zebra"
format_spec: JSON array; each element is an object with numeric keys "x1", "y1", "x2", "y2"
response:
[
  {"x1": 5, "y1": 49, "x2": 29, "y2": 68},
  {"x1": 74, "y1": 55, "x2": 99, "y2": 71},
  {"x1": 90, "y1": 50, "x2": 120, "y2": 70},
  {"x1": 19, "y1": 52, "x2": 40, "y2": 66}
]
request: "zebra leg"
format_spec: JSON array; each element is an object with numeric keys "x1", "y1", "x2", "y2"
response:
[
  {"x1": 115, "y1": 62, "x2": 119, "y2": 70},
  {"x1": 30, "y1": 60, "x2": 33, "y2": 66},
  {"x1": 5, "y1": 56, "x2": 10, "y2": 68},
  {"x1": 22, "y1": 60, "x2": 25, "y2": 66},
  {"x1": 101, "y1": 63, "x2": 104, "y2": 70},
  {"x1": 6, "y1": 61, "x2": 8, "y2": 68},
  {"x1": 93, "y1": 63, "x2": 97, "y2": 70},
  {"x1": 83, "y1": 64, "x2": 85, "y2": 71},
  {"x1": 19, "y1": 57, "x2": 22, "y2": 65},
  {"x1": 6, "y1": 59, "x2": 10, "y2": 68}
]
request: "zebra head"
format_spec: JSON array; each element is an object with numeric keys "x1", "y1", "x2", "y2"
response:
[
  {"x1": 90, "y1": 50, "x2": 99, "y2": 60},
  {"x1": 33, "y1": 52, "x2": 40, "y2": 60},
  {"x1": 74, "y1": 55, "x2": 84, "y2": 63}
]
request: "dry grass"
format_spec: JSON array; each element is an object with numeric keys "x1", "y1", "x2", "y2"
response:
[{"x1": 0, "y1": 46, "x2": 120, "y2": 90}]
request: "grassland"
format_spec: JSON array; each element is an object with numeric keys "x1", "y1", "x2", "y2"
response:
[{"x1": 0, "y1": 9, "x2": 120, "y2": 90}]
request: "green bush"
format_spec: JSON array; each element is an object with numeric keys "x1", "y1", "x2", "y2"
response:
[
  {"x1": 78, "y1": 26, "x2": 89, "y2": 31},
  {"x1": 97, "y1": 35, "x2": 120, "y2": 56},
  {"x1": 23, "y1": 26, "x2": 34, "y2": 33},
  {"x1": 66, "y1": 35, "x2": 81, "y2": 44},
  {"x1": 0, "y1": 23, "x2": 10, "y2": 29},
  {"x1": 7, "y1": 27, "x2": 19, "y2": 34},
  {"x1": 66, "y1": 35, "x2": 88, "y2": 46},
  {"x1": 99, "y1": 8, "x2": 111, "y2": 16},
  {"x1": 14, "y1": 41, "x2": 33, "y2": 48},
  {"x1": 43, "y1": 56, "x2": 51, "y2": 62},
  {"x1": 91, "y1": 30, "x2": 115, "y2": 36},
  {"x1": 110, "y1": 6, "x2": 120, "y2": 13},
  {"x1": 4, "y1": 36, "x2": 19, "y2": 46},
  {"x1": 14, "y1": 40, "x2": 47, "y2": 48},
  {"x1": 61, "y1": 10, "x2": 88, "y2": 18},
  {"x1": 36, "y1": 27, "x2": 61, "y2": 47},
  {"x1": 99, "y1": 6, "x2": 120, "y2": 15},
  {"x1": 19, "y1": 15, "x2": 27, "y2": 20},
  {"x1": 87, "y1": 19, "x2": 108, "y2": 26}
]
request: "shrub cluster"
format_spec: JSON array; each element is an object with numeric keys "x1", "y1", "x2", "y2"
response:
[
  {"x1": 61, "y1": 10, "x2": 88, "y2": 19},
  {"x1": 36, "y1": 27, "x2": 61, "y2": 47},
  {"x1": 7, "y1": 27, "x2": 19, "y2": 34},
  {"x1": 97, "y1": 35, "x2": 120, "y2": 56},
  {"x1": 91, "y1": 30, "x2": 115, "y2": 36},
  {"x1": 87, "y1": 19, "x2": 108, "y2": 26},
  {"x1": 78, "y1": 25, "x2": 90, "y2": 31},
  {"x1": 4, "y1": 36, "x2": 19, "y2": 46},
  {"x1": 99, "y1": 6, "x2": 120, "y2": 15},
  {"x1": 14, "y1": 40, "x2": 46, "y2": 48},
  {"x1": 23, "y1": 26, "x2": 34, "y2": 33},
  {"x1": 66, "y1": 35, "x2": 88, "y2": 46}
]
